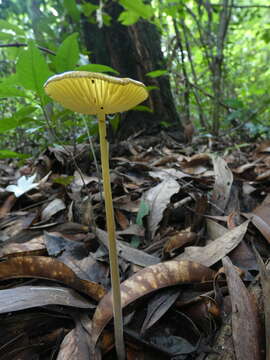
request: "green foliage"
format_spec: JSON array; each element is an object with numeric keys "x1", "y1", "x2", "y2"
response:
[
  {"x1": 53, "y1": 176, "x2": 74, "y2": 186},
  {"x1": 16, "y1": 41, "x2": 53, "y2": 103},
  {"x1": 0, "y1": 150, "x2": 29, "y2": 159},
  {"x1": 63, "y1": 0, "x2": 80, "y2": 22},
  {"x1": 77, "y1": 64, "x2": 119, "y2": 74},
  {"x1": 118, "y1": 0, "x2": 154, "y2": 25},
  {"x1": 54, "y1": 33, "x2": 79, "y2": 73},
  {"x1": 0, "y1": 85, "x2": 28, "y2": 98},
  {"x1": 136, "y1": 200, "x2": 150, "y2": 226},
  {"x1": 0, "y1": 105, "x2": 37, "y2": 133},
  {"x1": 146, "y1": 70, "x2": 168, "y2": 78}
]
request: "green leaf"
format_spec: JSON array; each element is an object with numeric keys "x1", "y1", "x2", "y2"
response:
[
  {"x1": 118, "y1": 10, "x2": 140, "y2": 25},
  {"x1": 0, "y1": 19, "x2": 25, "y2": 36},
  {"x1": 146, "y1": 85, "x2": 159, "y2": 91},
  {"x1": 13, "y1": 105, "x2": 37, "y2": 121},
  {"x1": 0, "y1": 118, "x2": 18, "y2": 132},
  {"x1": 16, "y1": 41, "x2": 53, "y2": 102},
  {"x1": 80, "y1": 3, "x2": 98, "y2": 17},
  {"x1": 119, "y1": 0, "x2": 154, "y2": 19},
  {"x1": 136, "y1": 199, "x2": 150, "y2": 226},
  {"x1": 133, "y1": 105, "x2": 152, "y2": 112},
  {"x1": 0, "y1": 150, "x2": 29, "y2": 159},
  {"x1": 76, "y1": 64, "x2": 119, "y2": 74},
  {"x1": 63, "y1": 0, "x2": 80, "y2": 22},
  {"x1": 146, "y1": 70, "x2": 168, "y2": 78},
  {"x1": 0, "y1": 85, "x2": 27, "y2": 98},
  {"x1": 109, "y1": 114, "x2": 120, "y2": 132},
  {"x1": 0, "y1": 106, "x2": 37, "y2": 133},
  {"x1": 0, "y1": 33, "x2": 14, "y2": 41},
  {"x1": 0, "y1": 74, "x2": 19, "y2": 86},
  {"x1": 53, "y1": 176, "x2": 74, "y2": 186},
  {"x1": 54, "y1": 33, "x2": 79, "y2": 73}
]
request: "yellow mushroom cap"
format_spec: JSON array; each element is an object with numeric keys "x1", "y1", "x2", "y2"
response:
[{"x1": 44, "y1": 71, "x2": 148, "y2": 115}]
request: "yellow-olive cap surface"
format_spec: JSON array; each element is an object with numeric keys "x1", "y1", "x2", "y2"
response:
[{"x1": 44, "y1": 71, "x2": 148, "y2": 115}]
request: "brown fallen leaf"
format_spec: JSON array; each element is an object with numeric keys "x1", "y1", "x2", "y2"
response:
[
  {"x1": 176, "y1": 221, "x2": 249, "y2": 267},
  {"x1": 244, "y1": 193, "x2": 270, "y2": 243},
  {"x1": 211, "y1": 156, "x2": 233, "y2": 215},
  {"x1": 163, "y1": 228, "x2": 197, "y2": 258},
  {"x1": 96, "y1": 228, "x2": 159, "y2": 267},
  {"x1": 57, "y1": 314, "x2": 98, "y2": 360},
  {"x1": 222, "y1": 257, "x2": 262, "y2": 360},
  {"x1": 0, "y1": 193, "x2": 16, "y2": 218},
  {"x1": 1, "y1": 235, "x2": 46, "y2": 257},
  {"x1": 92, "y1": 260, "x2": 215, "y2": 346},
  {"x1": 0, "y1": 285, "x2": 94, "y2": 313},
  {"x1": 144, "y1": 178, "x2": 181, "y2": 238},
  {"x1": 0, "y1": 256, "x2": 105, "y2": 301},
  {"x1": 253, "y1": 247, "x2": 270, "y2": 360}
]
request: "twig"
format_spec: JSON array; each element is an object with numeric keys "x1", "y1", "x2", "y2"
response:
[{"x1": 0, "y1": 43, "x2": 56, "y2": 56}]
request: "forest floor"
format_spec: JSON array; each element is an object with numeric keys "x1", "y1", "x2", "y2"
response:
[{"x1": 0, "y1": 130, "x2": 269, "y2": 359}]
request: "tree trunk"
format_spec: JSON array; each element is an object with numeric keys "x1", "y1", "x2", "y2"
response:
[{"x1": 82, "y1": 1, "x2": 183, "y2": 138}]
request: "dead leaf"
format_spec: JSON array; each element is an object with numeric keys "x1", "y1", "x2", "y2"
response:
[
  {"x1": 176, "y1": 221, "x2": 249, "y2": 267},
  {"x1": 222, "y1": 257, "x2": 262, "y2": 360},
  {"x1": 211, "y1": 156, "x2": 233, "y2": 215},
  {"x1": 57, "y1": 314, "x2": 98, "y2": 360},
  {"x1": 163, "y1": 229, "x2": 197, "y2": 257},
  {"x1": 253, "y1": 248, "x2": 270, "y2": 359},
  {"x1": 141, "y1": 287, "x2": 180, "y2": 334},
  {"x1": 0, "y1": 194, "x2": 16, "y2": 218},
  {"x1": 0, "y1": 256, "x2": 105, "y2": 301},
  {"x1": 180, "y1": 153, "x2": 211, "y2": 175},
  {"x1": 144, "y1": 178, "x2": 180, "y2": 238},
  {"x1": 41, "y1": 198, "x2": 66, "y2": 221},
  {"x1": 244, "y1": 194, "x2": 270, "y2": 243},
  {"x1": 92, "y1": 260, "x2": 215, "y2": 346},
  {"x1": 0, "y1": 285, "x2": 94, "y2": 314},
  {"x1": 206, "y1": 218, "x2": 228, "y2": 240},
  {"x1": 149, "y1": 168, "x2": 189, "y2": 181},
  {"x1": 115, "y1": 209, "x2": 129, "y2": 230},
  {"x1": 95, "y1": 228, "x2": 159, "y2": 267}
]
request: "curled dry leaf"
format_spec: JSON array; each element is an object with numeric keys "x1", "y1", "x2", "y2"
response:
[
  {"x1": 144, "y1": 178, "x2": 180, "y2": 238},
  {"x1": 57, "y1": 314, "x2": 97, "y2": 360},
  {"x1": 244, "y1": 193, "x2": 270, "y2": 243},
  {"x1": 222, "y1": 257, "x2": 262, "y2": 360},
  {"x1": 163, "y1": 229, "x2": 197, "y2": 257},
  {"x1": 0, "y1": 256, "x2": 105, "y2": 301},
  {"x1": 253, "y1": 248, "x2": 270, "y2": 359},
  {"x1": 211, "y1": 156, "x2": 233, "y2": 215},
  {"x1": 92, "y1": 260, "x2": 215, "y2": 346},
  {"x1": 177, "y1": 221, "x2": 249, "y2": 267},
  {"x1": 41, "y1": 198, "x2": 66, "y2": 221}
]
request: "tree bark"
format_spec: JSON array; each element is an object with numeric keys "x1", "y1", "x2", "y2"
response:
[{"x1": 82, "y1": 1, "x2": 182, "y2": 138}]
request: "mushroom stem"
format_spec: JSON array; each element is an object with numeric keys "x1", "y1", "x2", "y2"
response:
[{"x1": 98, "y1": 113, "x2": 125, "y2": 359}]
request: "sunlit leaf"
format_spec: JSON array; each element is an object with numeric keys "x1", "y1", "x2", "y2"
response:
[
  {"x1": 16, "y1": 40, "x2": 53, "y2": 102},
  {"x1": 0, "y1": 85, "x2": 27, "y2": 98},
  {"x1": 0, "y1": 150, "x2": 29, "y2": 160},
  {"x1": 76, "y1": 64, "x2": 119, "y2": 74},
  {"x1": 146, "y1": 69, "x2": 168, "y2": 78},
  {"x1": 118, "y1": 10, "x2": 140, "y2": 25},
  {"x1": 119, "y1": 0, "x2": 154, "y2": 19},
  {"x1": 54, "y1": 33, "x2": 80, "y2": 72},
  {"x1": 0, "y1": 19, "x2": 25, "y2": 36}
]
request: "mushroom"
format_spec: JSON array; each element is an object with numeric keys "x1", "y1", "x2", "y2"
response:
[{"x1": 44, "y1": 71, "x2": 148, "y2": 359}]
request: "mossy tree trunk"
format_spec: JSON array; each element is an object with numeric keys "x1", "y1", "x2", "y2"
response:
[{"x1": 82, "y1": 1, "x2": 183, "y2": 138}]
